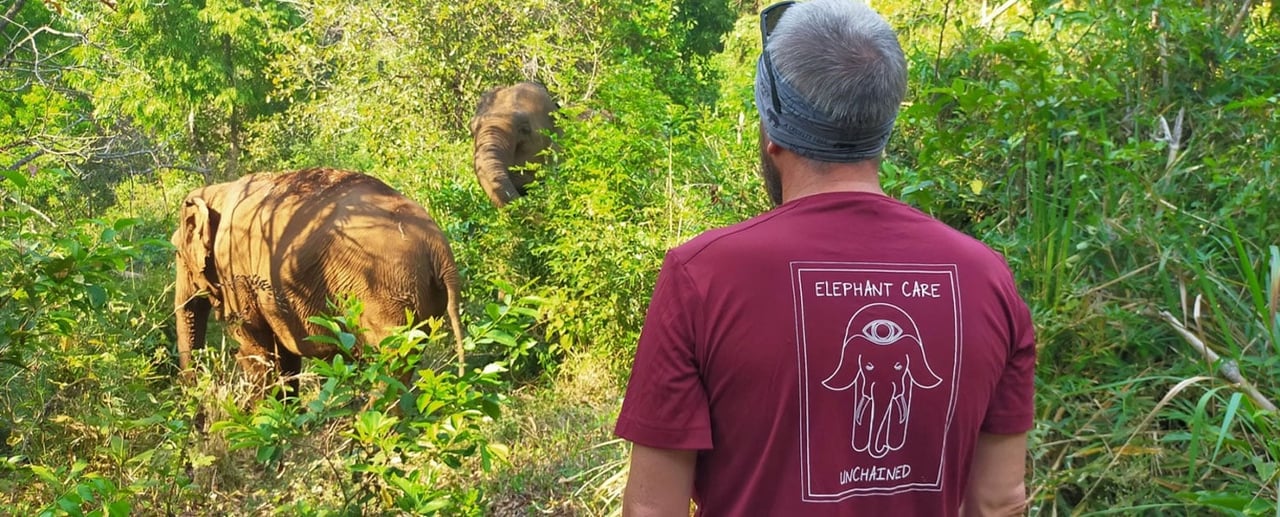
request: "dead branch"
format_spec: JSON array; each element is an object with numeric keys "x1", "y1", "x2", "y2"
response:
[
  {"x1": 1227, "y1": 0, "x2": 1254, "y2": 39},
  {"x1": 0, "y1": 192, "x2": 53, "y2": 225},
  {"x1": 1158, "y1": 309, "x2": 1278, "y2": 412},
  {"x1": 980, "y1": 0, "x2": 1018, "y2": 27}
]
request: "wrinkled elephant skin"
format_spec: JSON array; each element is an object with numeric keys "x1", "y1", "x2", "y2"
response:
[
  {"x1": 822, "y1": 303, "x2": 942, "y2": 458},
  {"x1": 469, "y1": 81, "x2": 559, "y2": 207},
  {"x1": 171, "y1": 168, "x2": 466, "y2": 394}
]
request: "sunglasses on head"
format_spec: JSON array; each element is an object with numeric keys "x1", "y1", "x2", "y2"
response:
[{"x1": 760, "y1": 1, "x2": 796, "y2": 115}]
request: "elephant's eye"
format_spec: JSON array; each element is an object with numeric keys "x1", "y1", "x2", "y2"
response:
[
  {"x1": 864, "y1": 363, "x2": 874, "y2": 371},
  {"x1": 861, "y1": 319, "x2": 905, "y2": 344},
  {"x1": 894, "y1": 362, "x2": 903, "y2": 371}
]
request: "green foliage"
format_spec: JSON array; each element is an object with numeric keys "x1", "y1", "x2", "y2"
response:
[
  {"x1": 883, "y1": 2, "x2": 1280, "y2": 513},
  {"x1": 202, "y1": 298, "x2": 512, "y2": 515},
  {"x1": 467, "y1": 279, "x2": 555, "y2": 382},
  {"x1": 71, "y1": 0, "x2": 303, "y2": 177},
  {"x1": 0, "y1": 1, "x2": 97, "y2": 188},
  {"x1": 28, "y1": 460, "x2": 131, "y2": 517},
  {"x1": 0, "y1": 206, "x2": 155, "y2": 367}
]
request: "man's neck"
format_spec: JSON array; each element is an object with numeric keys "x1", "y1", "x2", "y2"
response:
[{"x1": 781, "y1": 159, "x2": 885, "y2": 203}]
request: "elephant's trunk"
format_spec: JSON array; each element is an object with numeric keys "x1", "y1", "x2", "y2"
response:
[
  {"x1": 871, "y1": 381, "x2": 897, "y2": 457},
  {"x1": 473, "y1": 123, "x2": 523, "y2": 207},
  {"x1": 173, "y1": 260, "x2": 212, "y2": 379}
]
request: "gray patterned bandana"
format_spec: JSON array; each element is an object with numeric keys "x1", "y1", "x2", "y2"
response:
[{"x1": 754, "y1": 56, "x2": 896, "y2": 162}]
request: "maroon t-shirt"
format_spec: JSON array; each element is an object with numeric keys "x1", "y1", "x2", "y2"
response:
[{"x1": 615, "y1": 191, "x2": 1036, "y2": 516}]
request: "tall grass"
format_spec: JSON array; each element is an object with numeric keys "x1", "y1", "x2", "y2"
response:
[{"x1": 888, "y1": 3, "x2": 1280, "y2": 514}]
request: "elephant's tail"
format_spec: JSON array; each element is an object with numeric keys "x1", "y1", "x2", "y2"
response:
[{"x1": 445, "y1": 270, "x2": 467, "y2": 377}]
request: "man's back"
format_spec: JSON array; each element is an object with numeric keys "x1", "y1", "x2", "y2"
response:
[{"x1": 616, "y1": 191, "x2": 1035, "y2": 515}]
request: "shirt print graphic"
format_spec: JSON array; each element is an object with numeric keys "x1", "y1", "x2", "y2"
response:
[{"x1": 791, "y1": 262, "x2": 961, "y2": 500}]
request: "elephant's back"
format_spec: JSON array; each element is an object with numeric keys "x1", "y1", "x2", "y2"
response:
[
  {"x1": 272, "y1": 169, "x2": 449, "y2": 318},
  {"x1": 268, "y1": 168, "x2": 442, "y2": 265},
  {"x1": 265, "y1": 168, "x2": 437, "y2": 234}
]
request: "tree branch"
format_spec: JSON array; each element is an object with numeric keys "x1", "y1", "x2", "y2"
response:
[
  {"x1": 0, "y1": 191, "x2": 54, "y2": 225},
  {"x1": 1227, "y1": 0, "x2": 1254, "y2": 39},
  {"x1": 5, "y1": 149, "x2": 44, "y2": 172},
  {"x1": 1158, "y1": 309, "x2": 1278, "y2": 412},
  {"x1": 0, "y1": 0, "x2": 27, "y2": 37},
  {"x1": 980, "y1": 0, "x2": 1018, "y2": 27}
]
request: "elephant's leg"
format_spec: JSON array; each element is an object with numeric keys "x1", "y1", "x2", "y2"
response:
[
  {"x1": 231, "y1": 323, "x2": 283, "y2": 398},
  {"x1": 274, "y1": 346, "x2": 302, "y2": 400},
  {"x1": 360, "y1": 302, "x2": 422, "y2": 381},
  {"x1": 234, "y1": 340, "x2": 276, "y2": 389}
]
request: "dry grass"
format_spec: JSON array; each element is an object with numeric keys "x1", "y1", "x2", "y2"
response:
[{"x1": 476, "y1": 347, "x2": 628, "y2": 516}]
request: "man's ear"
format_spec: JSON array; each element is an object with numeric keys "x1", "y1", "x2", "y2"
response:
[{"x1": 765, "y1": 139, "x2": 785, "y2": 156}]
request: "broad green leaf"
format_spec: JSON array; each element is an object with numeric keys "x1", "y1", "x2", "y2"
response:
[
  {"x1": 28, "y1": 464, "x2": 60, "y2": 485},
  {"x1": 106, "y1": 500, "x2": 131, "y2": 517},
  {"x1": 1, "y1": 170, "x2": 28, "y2": 188},
  {"x1": 86, "y1": 285, "x2": 108, "y2": 308}
]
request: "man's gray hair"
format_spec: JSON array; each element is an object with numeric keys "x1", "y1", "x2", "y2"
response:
[{"x1": 767, "y1": 0, "x2": 907, "y2": 128}]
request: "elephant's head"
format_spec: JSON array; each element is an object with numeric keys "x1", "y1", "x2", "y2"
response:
[
  {"x1": 171, "y1": 182, "x2": 236, "y2": 371},
  {"x1": 469, "y1": 81, "x2": 559, "y2": 207},
  {"x1": 822, "y1": 303, "x2": 943, "y2": 458}
]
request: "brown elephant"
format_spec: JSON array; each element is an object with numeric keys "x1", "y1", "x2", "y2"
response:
[
  {"x1": 171, "y1": 168, "x2": 465, "y2": 395},
  {"x1": 469, "y1": 81, "x2": 559, "y2": 207}
]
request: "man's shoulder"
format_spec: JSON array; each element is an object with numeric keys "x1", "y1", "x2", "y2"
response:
[{"x1": 668, "y1": 207, "x2": 794, "y2": 264}]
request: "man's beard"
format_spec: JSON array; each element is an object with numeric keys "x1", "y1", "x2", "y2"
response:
[{"x1": 760, "y1": 144, "x2": 784, "y2": 207}]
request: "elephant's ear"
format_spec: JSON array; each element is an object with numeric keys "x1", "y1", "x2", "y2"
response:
[
  {"x1": 903, "y1": 336, "x2": 943, "y2": 389},
  {"x1": 822, "y1": 348, "x2": 863, "y2": 391},
  {"x1": 471, "y1": 88, "x2": 500, "y2": 134},
  {"x1": 178, "y1": 197, "x2": 215, "y2": 277}
]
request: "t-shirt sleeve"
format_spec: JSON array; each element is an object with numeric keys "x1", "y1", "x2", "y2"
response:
[
  {"x1": 614, "y1": 251, "x2": 713, "y2": 450},
  {"x1": 981, "y1": 272, "x2": 1037, "y2": 434}
]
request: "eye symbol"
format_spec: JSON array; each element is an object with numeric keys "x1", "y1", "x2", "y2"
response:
[
  {"x1": 864, "y1": 363, "x2": 874, "y2": 371},
  {"x1": 861, "y1": 319, "x2": 904, "y2": 344},
  {"x1": 894, "y1": 362, "x2": 903, "y2": 371}
]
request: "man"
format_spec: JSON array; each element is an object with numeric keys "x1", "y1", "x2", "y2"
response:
[{"x1": 613, "y1": 0, "x2": 1036, "y2": 515}]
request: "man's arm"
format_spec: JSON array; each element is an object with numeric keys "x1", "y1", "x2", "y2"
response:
[
  {"x1": 621, "y1": 443, "x2": 697, "y2": 517},
  {"x1": 961, "y1": 432, "x2": 1028, "y2": 517}
]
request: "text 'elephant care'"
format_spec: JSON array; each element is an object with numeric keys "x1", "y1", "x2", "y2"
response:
[{"x1": 791, "y1": 262, "x2": 961, "y2": 500}]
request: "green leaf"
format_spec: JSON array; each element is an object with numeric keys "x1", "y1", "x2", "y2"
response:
[
  {"x1": 487, "y1": 329, "x2": 517, "y2": 347},
  {"x1": 256, "y1": 445, "x2": 277, "y2": 464},
  {"x1": 111, "y1": 218, "x2": 138, "y2": 232},
  {"x1": 1209, "y1": 392, "x2": 1242, "y2": 462},
  {"x1": 76, "y1": 483, "x2": 95, "y2": 504},
  {"x1": 28, "y1": 464, "x2": 60, "y2": 485},
  {"x1": 106, "y1": 500, "x2": 131, "y2": 517},
  {"x1": 188, "y1": 452, "x2": 216, "y2": 468},
  {"x1": 87, "y1": 285, "x2": 108, "y2": 308},
  {"x1": 57, "y1": 496, "x2": 82, "y2": 514},
  {"x1": 1, "y1": 169, "x2": 28, "y2": 188},
  {"x1": 421, "y1": 497, "x2": 451, "y2": 513}
]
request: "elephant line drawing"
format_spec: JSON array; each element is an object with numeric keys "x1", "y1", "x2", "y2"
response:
[
  {"x1": 470, "y1": 81, "x2": 560, "y2": 207},
  {"x1": 821, "y1": 303, "x2": 943, "y2": 459},
  {"x1": 171, "y1": 168, "x2": 466, "y2": 398}
]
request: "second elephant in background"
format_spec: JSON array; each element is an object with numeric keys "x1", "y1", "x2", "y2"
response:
[{"x1": 469, "y1": 81, "x2": 559, "y2": 207}]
